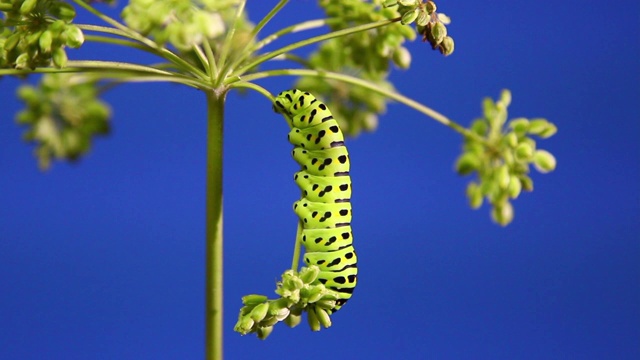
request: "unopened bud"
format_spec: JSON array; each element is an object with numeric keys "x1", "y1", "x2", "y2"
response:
[
  {"x1": 307, "y1": 307, "x2": 321, "y2": 331},
  {"x1": 491, "y1": 201, "x2": 514, "y2": 226},
  {"x1": 426, "y1": 1, "x2": 437, "y2": 14},
  {"x1": 401, "y1": 9, "x2": 419, "y2": 25},
  {"x1": 315, "y1": 307, "x2": 332, "y2": 329},
  {"x1": 257, "y1": 326, "x2": 273, "y2": 340},
  {"x1": 39, "y1": 30, "x2": 53, "y2": 53},
  {"x1": 533, "y1": 150, "x2": 556, "y2": 173},
  {"x1": 52, "y1": 48, "x2": 68, "y2": 68},
  {"x1": 249, "y1": 303, "x2": 270, "y2": 322},
  {"x1": 438, "y1": 36, "x2": 454, "y2": 56}
]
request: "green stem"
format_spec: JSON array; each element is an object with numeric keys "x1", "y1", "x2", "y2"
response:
[
  {"x1": 291, "y1": 222, "x2": 303, "y2": 271},
  {"x1": 229, "y1": 18, "x2": 396, "y2": 79},
  {"x1": 233, "y1": 68, "x2": 482, "y2": 142},
  {"x1": 228, "y1": 18, "x2": 328, "y2": 74},
  {"x1": 205, "y1": 89, "x2": 226, "y2": 360},
  {"x1": 215, "y1": 0, "x2": 247, "y2": 86},
  {"x1": 229, "y1": 82, "x2": 273, "y2": 101}
]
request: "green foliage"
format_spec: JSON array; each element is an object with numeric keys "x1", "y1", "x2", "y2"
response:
[
  {"x1": 455, "y1": 90, "x2": 557, "y2": 225},
  {"x1": 122, "y1": 0, "x2": 254, "y2": 70},
  {"x1": 234, "y1": 266, "x2": 340, "y2": 339},
  {"x1": 0, "y1": 0, "x2": 83, "y2": 69},
  {"x1": 15, "y1": 73, "x2": 111, "y2": 170}
]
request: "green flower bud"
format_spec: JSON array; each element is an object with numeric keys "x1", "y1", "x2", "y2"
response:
[
  {"x1": 533, "y1": 149, "x2": 556, "y2": 173},
  {"x1": 26, "y1": 31, "x2": 43, "y2": 46},
  {"x1": 499, "y1": 89, "x2": 512, "y2": 107},
  {"x1": 426, "y1": 1, "x2": 437, "y2": 14},
  {"x1": 20, "y1": 0, "x2": 37, "y2": 14},
  {"x1": 382, "y1": 0, "x2": 398, "y2": 7},
  {"x1": 416, "y1": 10, "x2": 430, "y2": 27},
  {"x1": 242, "y1": 294, "x2": 268, "y2": 306},
  {"x1": 249, "y1": 303, "x2": 270, "y2": 322},
  {"x1": 504, "y1": 132, "x2": 518, "y2": 148},
  {"x1": 52, "y1": 47, "x2": 68, "y2": 68},
  {"x1": 64, "y1": 25, "x2": 84, "y2": 48},
  {"x1": 399, "y1": 0, "x2": 418, "y2": 6},
  {"x1": 538, "y1": 123, "x2": 557, "y2": 138},
  {"x1": 256, "y1": 325, "x2": 273, "y2": 340},
  {"x1": 470, "y1": 119, "x2": 488, "y2": 135},
  {"x1": 437, "y1": 13, "x2": 451, "y2": 25},
  {"x1": 52, "y1": 3, "x2": 76, "y2": 22},
  {"x1": 299, "y1": 266, "x2": 320, "y2": 284},
  {"x1": 519, "y1": 175, "x2": 534, "y2": 191},
  {"x1": 258, "y1": 315, "x2": 279, "y2": 327},
  {"x1": 284, "y1": 312, "x2": 302, "y2": 328},
  {"x1": 307, "y1": 307, "x2": 321, "y2": 331},
  {"x1": 269, "y1": 297, "x2": 291, "y2": 312},
  {"x1": 509, "y1": 118, "x2": 529, "y2": 137},
  {"x1": 401, "y1": 9, "x2": 419, "y2": 25},
  {"x1": 508, "y1": 175, "x2": 522, "y2": 199},
  {"x1": 491, "y1": 201, "x2": 514, "y2": 226},
  {"x1": 17, "y1": 86, "x2": 39, "y2": 104},
  {"x1": 314, "y1": 299, "x2": 337, "y2": 310},
  {"x1": 15, "y1": 53, "x2": 30, "y2": 69},
  {"x1": 528, "y1": 118, "x2": 557, "y2": 138},
  {"x1": 272, "y1": 307, "x2": 290, "y2": 321},
  {"x1": 430, "y1": 22, "x2": 447, "y2": 45},
  {"x1": 315, "y1": 307, "x2": 332, "y2": 329},
  {"x1": 515, "y1": 142, "x2": 534, "y2": 161},
  {"x1": 392, "y1": 46, "x2": 411, "y2": 69},
  {"x1": 466, "y1": 182, "x2": 483, "y2": 209},
  {"x1": 4, "y1": 33, "x2": 21, "y2": 52},
  {"x1": 455, "y1": 152, "x2": 481, "y2": 175},
  {"x1": 438, "y1": 36, "x2": 455, "y2": 56},
  {"x1": 39, "y1": 30, "x2": 53, "y2": 53},
  {"x1": 235, "y1": 316, "x2": 254, "y2": 334},
  {"x1": 497, "y1": 165, "x2": 511, "y2": 189}
]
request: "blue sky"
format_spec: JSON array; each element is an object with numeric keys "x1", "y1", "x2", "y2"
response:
[{"x1": 1, "y1": 1, "x2": 638, "y2": 359}]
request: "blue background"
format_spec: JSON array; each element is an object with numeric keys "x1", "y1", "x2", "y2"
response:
[{"x1": 1, "y1": 1, "x2": 638, "y2": 359}]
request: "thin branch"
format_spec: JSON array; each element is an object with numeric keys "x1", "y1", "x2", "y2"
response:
[
  {"x1": 233, "y1": 68, "x2": 481, "y2": 141},
  {"x1": 215, "y1": 0, "x2": 247, "y2": 85},
  {"x1": 229, "y1": 81, "x2": 273, "y2": 101},
  {"x1": 230, "y1": 18, "x2": 397, "y2": 79},
  {"x1": 228, "y1": 18, "x2": 328, "y2": 73}
]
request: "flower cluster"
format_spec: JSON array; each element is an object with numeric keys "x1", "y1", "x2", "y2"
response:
[
  {"x1": 456, "y1": 90, "x2": 557, "y2": 225},
  {"x1": 16, "y1": 74, "x2": 111, "y2": 170},
  {"x1": 0, "y1": 0, "x2": 83, "y2": 69},
  {"x1": 122, "y1": 0, "x2": 243, "y2": 51},
  {"x1": 234, "y1": 266, "x2": 341, "y2": 339},
  {"x1": 387, "y1": 0, "x2": 454, "y2": 55}
]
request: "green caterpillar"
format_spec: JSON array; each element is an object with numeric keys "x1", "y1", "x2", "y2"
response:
[{"x1": 273, "y1": 89, "x2": 358, "y2": 310}]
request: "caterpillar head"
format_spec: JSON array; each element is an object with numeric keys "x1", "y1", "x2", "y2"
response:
[{"x1": 273, "y1": 90, "x2": 332, "y2": 129}]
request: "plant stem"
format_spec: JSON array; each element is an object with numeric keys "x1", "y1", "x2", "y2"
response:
[
  {"x1": 234, "y1": 68, "x2": 485, "y2": 143},
  {"x1": 229, "y1": 18, "x2": 396, "y2": 79},
  {"x1": 205, "y1": 89, "x2": 226, "y2": 360}
]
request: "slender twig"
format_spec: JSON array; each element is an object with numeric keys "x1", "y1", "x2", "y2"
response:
[
  {"x1": 205, "y1": 90, "x2": 226, "y2": 360},
  {"x1": 227, "y1": 18, "x2": 328, "y2": 74},
  {"x1": 215, "y1": 0, "x2": 247, "y2": 85},
  {"x1": 291, "y1": 222, "x2": 303, "y2": 271},
  {"x1": 229, "y1": 18, "x2": 397, "y2": 79},
  {"x1": 234, "y1": 68, "x2": 482, "y2": 141},
  {"x1": 229, "y1": 81, "x2": 273, "y2": 101}
]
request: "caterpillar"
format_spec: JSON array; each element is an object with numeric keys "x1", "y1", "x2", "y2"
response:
[{"x1": 273, "y1": 89, "x2": 358, "y2": 311}]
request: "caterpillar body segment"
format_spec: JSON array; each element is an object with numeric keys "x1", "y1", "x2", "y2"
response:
[
  {"x1": 287, "y1": 121, "x2": 345, "y2": 150},
  {"x1": 273, "y1": 89, "x2": 358, "y2": 311},
  {"x1": 294, "y1": 171, "x2": 352, "y2": 203}
]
